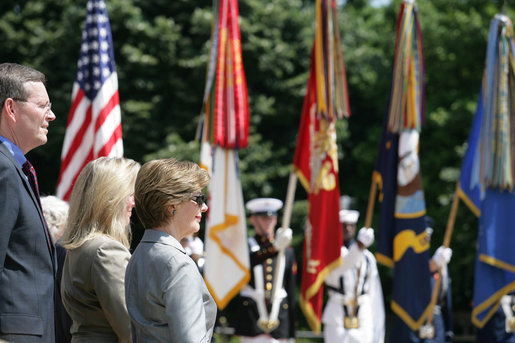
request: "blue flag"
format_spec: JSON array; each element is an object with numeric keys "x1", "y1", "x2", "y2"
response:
[{"x1": 457, "y1": 14, "x2": 515, "y2": 329}]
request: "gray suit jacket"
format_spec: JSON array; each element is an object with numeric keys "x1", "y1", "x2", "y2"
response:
[
  {"x1": 0, "y1": 143, "x2": 56, "y2": 341},
  {"x1": 61, "y1": 235, "x2": 131, "y2": 343},
  {"x1": 125, "y1": 229, "x2": 216, "y2": 343}
]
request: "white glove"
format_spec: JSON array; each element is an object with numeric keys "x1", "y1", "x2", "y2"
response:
[
  {"x1": 357, "y1": 227, "x2": 374, "y2": 248},
  {"x1": 432, "y1": 246, "x2": 452, "y2": 268},
  {"x1": 273, "y1": 227, "x2": 292, "y2": 251}
]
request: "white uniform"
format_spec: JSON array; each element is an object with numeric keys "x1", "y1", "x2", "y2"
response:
[{"x1": 322, "y1": 242, "x2": 385, "y2": 343}]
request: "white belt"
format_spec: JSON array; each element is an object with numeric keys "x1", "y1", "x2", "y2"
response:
[
  {"x1": 241, "y1": 285, "x2": 287, "y2": 301},
  {"x1": 241, "y1": 261, "x2": 288, "y2": 332}
]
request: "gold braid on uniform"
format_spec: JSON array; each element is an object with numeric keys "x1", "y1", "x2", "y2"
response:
[{"x1": 250, "y1": 235, "x2": 279, "y2": 267}]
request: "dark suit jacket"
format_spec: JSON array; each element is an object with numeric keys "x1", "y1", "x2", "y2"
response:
[
  {"x1": 55, "y1": 244, "x2": 72, "y2": 343},
  {"x1": 0, "y1": 143, "x2": 56, "y2": 341}
]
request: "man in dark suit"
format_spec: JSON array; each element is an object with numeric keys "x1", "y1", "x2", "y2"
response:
[
  {"x1": 234, "y1": 198, "x2": 296, "y2": 343},
  {"x1": 0, "y1": 63, "x2": 57, "y2": 342}
]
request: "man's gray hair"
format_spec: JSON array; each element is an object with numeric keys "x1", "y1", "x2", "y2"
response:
[{"x1": 0, "y1": 63, "x2": 46, "y2": 107}]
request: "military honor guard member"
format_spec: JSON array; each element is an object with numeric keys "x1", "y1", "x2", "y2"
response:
[
  {"x1": 234, "y1": 198, "x2": 297, "y2": 343},
  {"x1": 322, "y1": 209, "x2": 385, "y2": 343}
]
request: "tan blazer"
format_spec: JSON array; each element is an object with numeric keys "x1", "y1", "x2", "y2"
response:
[{"x1": 61, "y1": 234, "x2": 131, "y2": 343}]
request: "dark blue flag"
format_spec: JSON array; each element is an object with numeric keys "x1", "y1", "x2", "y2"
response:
[
  {"x1": 375, "y1": 122, "x2": 433, "y2": 331},
  {"x1": 457, "y1": 87, "x2": 482, "y2": 216},
  {"x1": 374, "y1": 1, "x2": 432, "y2": 332}
]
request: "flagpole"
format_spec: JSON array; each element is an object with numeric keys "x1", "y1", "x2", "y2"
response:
[
  {"x1": 443, "y1": 182, "x2": 460, "y2": 247},
  {"x1": 365, "y1": 173, "x2": 378, "y2": 228},
  {"x1": 267, "y1": 172, "x2": 298, "y2": 326},
  {"x1": 281, "y1": 172, "x2": 298, "y2": 229},
  {"x1": 425, "y1": 182, "x2": 460, "y2": 327}
]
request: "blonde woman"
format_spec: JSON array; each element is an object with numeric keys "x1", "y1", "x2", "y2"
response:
[
  {"x1": 125, "y1": 158, "x2": 216, "y2": 342},
  {"x1": 60, "y1": 157, "x2": 140, "y2": 343}
]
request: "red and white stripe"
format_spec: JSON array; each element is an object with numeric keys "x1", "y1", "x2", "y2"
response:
[{"x1": 56, "y1": 72, "x2": 123, "y2": 200}]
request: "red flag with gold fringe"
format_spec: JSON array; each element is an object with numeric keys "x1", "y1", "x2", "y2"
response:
[{"x1": 293, "y1": 0, "x2": 350, "y2": 333}]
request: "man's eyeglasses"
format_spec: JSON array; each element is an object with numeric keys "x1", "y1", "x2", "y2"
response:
[
  {"x1": 12, "y1": 98, "x2": 52, "y2": 115},
  {"x1": 191, "y1": 194, "x2": 207, "y2": 207}
]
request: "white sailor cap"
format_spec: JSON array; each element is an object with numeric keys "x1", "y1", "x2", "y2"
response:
[
  {"x1": 339, "y1": 209, "x2": 359, "y2": 224},
  {"x1": 246, "y1": 198, "x2": 283, "y2": 217}
]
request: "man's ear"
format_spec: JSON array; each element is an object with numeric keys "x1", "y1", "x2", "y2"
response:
[{"x1": 2, "y1": 98, "x2": 17, "y2": 123}]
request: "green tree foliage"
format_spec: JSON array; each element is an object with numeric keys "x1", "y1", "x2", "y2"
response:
[{"x1": 0, "y1": 0, "x2": 511, "y2": 320}]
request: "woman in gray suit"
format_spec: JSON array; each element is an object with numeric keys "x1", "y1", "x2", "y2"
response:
[
  {"x1": 60, "y1": 157, "x2": 140, "y2": 343},
  {"x1": 125, "y1": 158, "x2": 217, "y2": 343}
]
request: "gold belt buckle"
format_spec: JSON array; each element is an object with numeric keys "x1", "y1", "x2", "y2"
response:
[
  {"x1": 419, "y1": 324, "x2": 435, "y2": 339},
  {"x1": 257, "y1": 319, "x2": 279, "y2": 333},
  {"x1": 344, "y1": 316, "x2": 359, "y2": 329}
]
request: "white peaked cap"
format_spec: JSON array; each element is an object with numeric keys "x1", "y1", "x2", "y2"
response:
[
  {"x1": 246, "y1": 198, "x2": 283, "y2": 216},
  {"x1": 339, "y1": 209, "x2": 360, "y2": 224}
]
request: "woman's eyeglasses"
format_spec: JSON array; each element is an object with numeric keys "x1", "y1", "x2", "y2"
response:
[{"x1": 191, "y1": 194, "x2": 207, "y2": 207}]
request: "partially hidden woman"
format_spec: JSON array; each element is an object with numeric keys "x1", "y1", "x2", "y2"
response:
[
  {"x1": 125, "y1": 158, "x2": 216, "y2": 342},
  {"x1": 60, "y1": 157, "x2": 140, "y2": 342}
]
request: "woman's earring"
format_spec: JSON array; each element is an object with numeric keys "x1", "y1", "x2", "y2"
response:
[{"x1": 172, "y1": 209, "x2": 176, "y2": 216}]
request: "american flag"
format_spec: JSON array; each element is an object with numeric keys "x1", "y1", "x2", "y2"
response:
[{"x1": 56, "y1": 0, "x2": 123, "y2": 200}]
